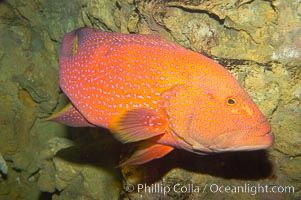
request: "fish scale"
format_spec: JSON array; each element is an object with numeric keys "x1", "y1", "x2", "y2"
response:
[
  {"x1": 50, "y1": 27, "x2": 274, "y2": 166},
  {"x1": 60, "y1": 31, "x2": 205, "y2": 127}
]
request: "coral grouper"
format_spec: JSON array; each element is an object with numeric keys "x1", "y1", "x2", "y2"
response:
[{"x1": 49, "y1": 27, "x2": 274, "y2": 166}]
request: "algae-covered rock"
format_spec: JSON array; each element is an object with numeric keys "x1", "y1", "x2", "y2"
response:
[
  {"x1": 51, "y1": 131, "x2": 122, "y2": 200},
  {"x1": 0, "y1": 153, "x2": 8, "y2": 176}
]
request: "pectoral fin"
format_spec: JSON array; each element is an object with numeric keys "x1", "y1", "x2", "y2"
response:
[
  {"x1": 110, "y1": 108, "x2": 167, "y2": 143},
  {"x1": 47, "y1": 103, "x2": 94, "y2": 127},
  {"x1": 119, "y1": 141, "x2": 174, "y2": 167}
]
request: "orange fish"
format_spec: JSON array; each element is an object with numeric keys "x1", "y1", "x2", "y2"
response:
[{"x1": 49, "y1": 27, "x2": 274, "y2": 166}]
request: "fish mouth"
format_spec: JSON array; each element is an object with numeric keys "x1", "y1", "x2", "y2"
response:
[
  {"x1": 206, "y1": 120, "x2": 274, "y2": 152},
  {"x1": 170, "y1": 119, "x2": 274, "y2": 155},
  {"x1": 219, "y1": 131, "x2": 274, "y2": 152}
]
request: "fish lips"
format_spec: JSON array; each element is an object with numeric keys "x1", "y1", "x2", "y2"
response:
[{"x1": 207, "y1": 121, "x2": 274, "y2": 152}]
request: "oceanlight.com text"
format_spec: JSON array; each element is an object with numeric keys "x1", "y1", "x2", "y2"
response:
[
  {"x1": 125, "y1": 183, "x2": 295, "y2": 196},
  {"x1": 205, "y1": 183, "x2": 294, "y2": 195}
]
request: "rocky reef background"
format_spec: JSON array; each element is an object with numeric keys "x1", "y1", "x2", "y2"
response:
[{"x1": 0, "y1": 0, "x2": 300, "y2": 199}]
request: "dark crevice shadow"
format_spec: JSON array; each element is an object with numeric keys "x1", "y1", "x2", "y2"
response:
[
  {"x1": 175, "y1": 149, "x2": 273, "y2": 179},
  {"x1": 53, "y1": 127, "x2": 274, "y2": 185},
  {"x1": 122, "y1": 149, "x2": 274, "y2": 185},
  {"x1": 54, "y1": 126, "x2": 123, "y2": 177}
]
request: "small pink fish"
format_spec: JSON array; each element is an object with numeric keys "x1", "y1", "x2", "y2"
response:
[{"x1": 50, "y1": 27, "x2": 274, "y2": 166}]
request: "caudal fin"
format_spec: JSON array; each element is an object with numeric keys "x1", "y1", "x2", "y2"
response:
[
  {"x1": 47, "y1": 103, "x2": 95, "y2": 127},
  {"x1": 60, "y1": 27, "x2": 104, "y2": 58}
]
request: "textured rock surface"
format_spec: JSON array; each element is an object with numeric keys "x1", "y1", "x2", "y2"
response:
[
  {"x1": 0, "y1": 153, "x2": 7, "y2": 175},
  {"x1": 0, "y1": 0, "x2": 300, "y2": 199}
]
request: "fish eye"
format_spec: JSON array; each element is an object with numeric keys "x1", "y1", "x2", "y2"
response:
[{"x1": 227, "y1": 98, "x2": 236, "y2": 105}]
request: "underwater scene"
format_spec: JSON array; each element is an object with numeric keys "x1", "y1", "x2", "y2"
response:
[{"x1": 0, "y1": 0, "x2": 300, "y2": 199}]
